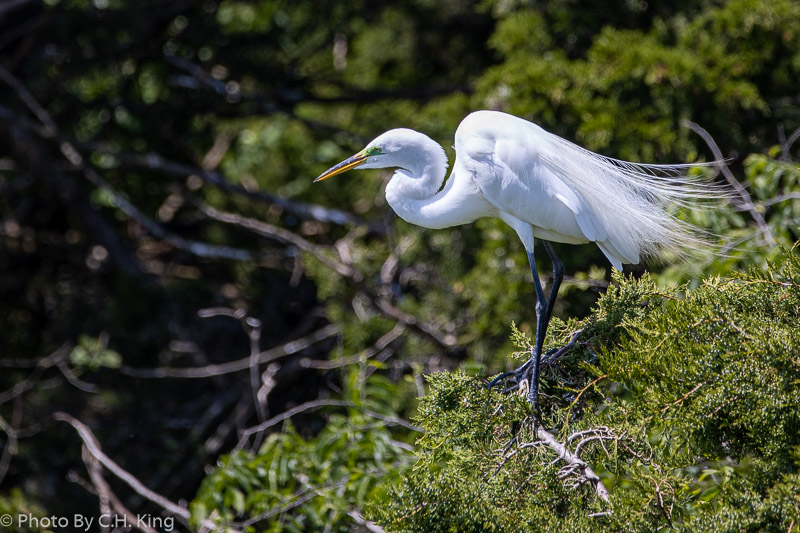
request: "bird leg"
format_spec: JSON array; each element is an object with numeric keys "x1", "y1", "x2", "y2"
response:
[
  {"x1": 487, "y1": 241, "x2": 563, "y2": 412},
  {"x1": 541, "y1": 241, "x2": 564, "y2": 327},
  {"x1": 526, "y1": 249, "x2": 548, "y2": 411},
  {"x1": 526, "y1": 241, "x2": 565, "y2": 409}
]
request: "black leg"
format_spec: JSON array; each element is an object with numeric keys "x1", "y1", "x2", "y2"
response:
[
  {"x1": 542, "y1": 241, "x2": 564, "y2": 326},
  {"x1": 487, "y1": 241, "x2": 564, "y2": 413},
  {"x1": 526, "y1": 250, "x2": 547, "y2": 411},
  {"x1": 526, "y1": 241, "x2": 563, "y2": 411}
]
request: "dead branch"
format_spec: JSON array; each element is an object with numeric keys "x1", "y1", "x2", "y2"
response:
[
  {"x1": 0, "y1": 72, "x2": 263, "y2": 266},
  {"x1": 347, "y1": 510, "x2": 386, "y2": 533},
  {"x1": 682, "y1": 119, "x2": 776, "y2": 246},
  {"x1": 53, "y1": 412, "x2": 240, "y2": 532},
  {"x1": 195, "y1": 199, "x2": 360, "y2": 280},
  {"x1": 0, "y1": 343, "x2": 70, "y2": 405},
  {"x1": 0, "y1": 400, "x2": 21, "y2": 486},
  {"x1": 0, "y1": 71, "x2": 361, "y2": 229},
  {"x1": 236, "y1": 399, "x2": 354, "y2": 449},
  {"x1": 119, "y1": 323, "x2": 339, "y2": 378},
  {"x1": 778, "y1": 124, "x2": 800, "y2": 162},
  {"x1": 194, "y1": 200, "x2": 456, "y2": 349},
  {"x1": 535, "y1": 424, "x2": 611, "y2": 504},
  {"x1": 236, "y1": 399, "x2": 423, "y2": 450},
  {"x1": 82, "y1": 446, "x2": 158, "y2": 533},
  {"x1": 301, "y1": 324, "x2": 405, "y2": 370},
  {"x1": 236, "y1": 477, "x2": 350, "y2": 528}
]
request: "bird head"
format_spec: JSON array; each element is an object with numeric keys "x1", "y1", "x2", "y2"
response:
[{"x1": 314, "y1": 129, "x2": 435, "y2": 182}]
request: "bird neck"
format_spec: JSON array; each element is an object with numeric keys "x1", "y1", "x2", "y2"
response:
[{"x1": 384, "y1": 139, "x2": 452, "y2": 228}]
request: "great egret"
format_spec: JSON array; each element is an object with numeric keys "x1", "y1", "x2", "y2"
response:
[{"x1": 315, "y1": 110, "x2": 720, "y2": 410}]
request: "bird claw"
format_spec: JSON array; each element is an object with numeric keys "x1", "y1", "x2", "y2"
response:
[{"x1": 487, "y1": 343, "x2": 567, "y2": 409}]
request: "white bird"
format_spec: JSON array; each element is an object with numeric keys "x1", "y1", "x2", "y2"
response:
[{"x1": 315, "y1": 110, "x2": 720, "y2": 410}]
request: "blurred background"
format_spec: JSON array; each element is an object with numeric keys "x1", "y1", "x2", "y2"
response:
[{"x1": 0, "y1": 0, "x2": 798, "y2": 530}]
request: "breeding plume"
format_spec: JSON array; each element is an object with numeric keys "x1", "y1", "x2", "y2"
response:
[{"x1": 315, "y1": 110, "x2": 719, "y2": 409}]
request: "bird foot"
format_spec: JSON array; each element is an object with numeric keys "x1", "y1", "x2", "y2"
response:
[{"x1": 486, "y1": 346, "x2": 561, "y2": 399}]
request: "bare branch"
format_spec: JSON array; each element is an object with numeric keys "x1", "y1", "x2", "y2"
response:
[
  {"x1": 778, "y1": 124, "x2": 800, "y2": 162},
  {"x1": 81, "y1": 446, "x2": 159, "y2": 533},
  {"x1": 0, "y1": 67, "x2": 57, "y2": 134},
  {"x1": 119, "y1": 324, "x2": 340, "y2": 378},
  {"x1": 56, "y1": 360, "x2": 99, "y2": 393},
  {"x1": 759, "y1": 192, "x2": 800, "y2": 207},
  {"x1": 682, "y1": 119, "x2": 776, "y2": 246},
  {"x1": 0, "y1": 64, "x2": 362, "y2": 229},
  {"x1": 535, "y1": 424, "x2": 611, "y2": 504},
  {"x1": 237, "y1": 400, "x2": 354, "y2": 449},
  {"x1": 0, "y1": 399, "x2": 21, "y2": 486},
  {"x1": 53, "y1": 412, "x2": 238, "y2": 531},
  {"x1": 103, "y1": 144, "x2": 363, "y2": 227},
  {"x1": 237, "y1": 399, "x2": 423, "y2": 450},
  {"x1": 0, "y1": 69, "x2": 267, "y2": 265},
  {"x1": 195, "y1": 200, "x2": 360, "y2": 279},
  {"x1": 661, "y1": 381, "x2": 705, "y2": 412},
  {"x1": 300, "y1": 323, "x2": 405, "y2": 370},
  {"x1": 360, "y1": 408, "x2": 423, "y2": 433},
  {"x1": 194, "y1": 201, "x2": 456, "y2": 349},
  {"x1": 347, "y1": 510, "x2": 386, "y2": 533},
  {"x1": 236, "y1": 477, "x2": 350, "y2": 528},
  {"x1": 0, "y1": 343, "x2": 70, "y2": 405}
]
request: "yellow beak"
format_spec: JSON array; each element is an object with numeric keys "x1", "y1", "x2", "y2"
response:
[{"x1": 314, "y1": 150, "x2": 368, "y2": 182}]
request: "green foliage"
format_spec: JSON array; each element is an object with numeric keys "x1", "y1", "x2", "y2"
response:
[
  {"x1": 191, "y1": 374, "x2": 416, "y2": 531},
  {"x1": 68, "y1": 334, "x2": 122, "y2": 371},
  {"x1": 660, "y1": 153, "x2": 800, "y2": 283},
  {"x1": 3, "y1": 0, "x2": 799, "y2": 528},
  {"x1": 370, "y1": 247, "x2": 800, "y2": 531},
  {"x1": 0, "y1": 489, "x2": 49, "y2": 533},
  {"x1": 477, "y1": 0, "x2": 800, "y2": 161}
]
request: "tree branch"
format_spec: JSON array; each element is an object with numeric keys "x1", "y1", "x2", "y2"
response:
[
  {"x1": 119, "y1": 323, "x2": 340, "y2": 378},
  {"x1": 194, "y1": 201, "x2": 456, "y2": 349},
  {"x1": 682, "y1": 119, "x2": 776, "y2": 246},
  {"x1": 535, "y1": 424, "x2": 611, "y2": 504},
  {"x1": 81, "y1": 446, "x2": 159, "y2": 533},
  {"x1": 53, "y1": 412, "x2": 237, "y2": 531}
]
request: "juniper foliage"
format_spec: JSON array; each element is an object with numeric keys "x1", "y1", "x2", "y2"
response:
[{"x1": 370, "y1": 247, "x2": 800, "y2": 532}]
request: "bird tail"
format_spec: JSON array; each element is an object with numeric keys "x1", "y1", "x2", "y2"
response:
[{"x1": 541, "y1": 132, "x2": 731, "y2": 266}]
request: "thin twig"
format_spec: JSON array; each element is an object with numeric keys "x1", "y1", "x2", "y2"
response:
[
  {"x1": 119, "y1": 324, "x2": 339, "y2": 378},
  {"x1": 661, "y1": 382, "x2": 705, "y2": 412},
  {"x1": 236, "y1": 478, "x2": 350, "y2": 527},
  {"x1": 194, "y1": 200, "x2": 455, "y2": 349},
  {"x1": 82, "y1": 446, "x2": 159, "y2": 533},
  {"x1": 236, "y1": 399, "x2": 423, "y2": 450},
  {"x1": 347, "y1": 510, "x2": 385, "y2": 533},
  {"x1": 302, "y1": 324, "x2": 405, "y2": 369},
  {"x1": 195, "y1": 200, "x2": 360, "y2": 280},
  {"x1": 778, "y1": 125, "x2": 800, "y2": 162},
  {"x1": 237, "y1": 400, "x2": 353, "y2": 449},
  {"x1": 0, "y1": 344, "x2": 70, "y2": 405},
  {"x1": 682, "y1": 119, "x2": 775, "y2": 246},
  {"x1": 0, "y1": 400, "x2": 21, "y2": 486}
]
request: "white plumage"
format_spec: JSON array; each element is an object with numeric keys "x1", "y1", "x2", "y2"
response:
[{"x1": 315, "y1": 110, "x2": 723, "y2": 407}]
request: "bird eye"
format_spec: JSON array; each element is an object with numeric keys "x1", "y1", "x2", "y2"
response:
[{"x1": 365, "y1": 146, "x2": 382, "y2": 157}]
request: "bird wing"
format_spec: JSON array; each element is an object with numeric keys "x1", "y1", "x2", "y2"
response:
[
  {"x1": 454, "y1": 111, "x2": 641, "y2": 270},
  {"x1": 456, "y1": 122, "x2": 608, "y2": 245},
  {"x1": 453, "y1": 110, "x2": 725, "y2": 269}
]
